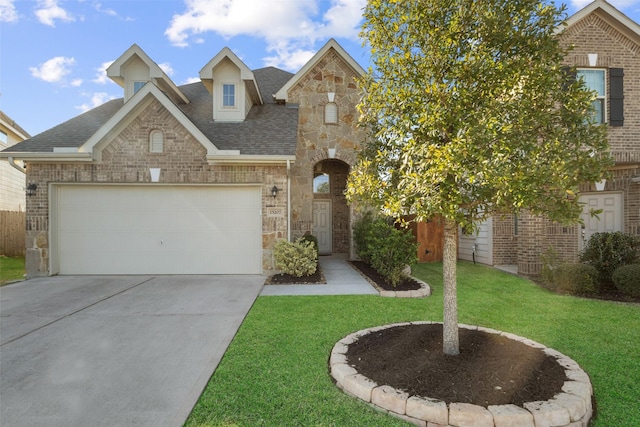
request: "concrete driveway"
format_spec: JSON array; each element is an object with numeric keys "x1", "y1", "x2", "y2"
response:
[{"x1": 0, "y1": 275, "x2": 263, "y2": 427}]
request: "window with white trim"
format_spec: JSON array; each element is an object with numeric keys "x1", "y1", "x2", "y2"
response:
[
  {"x1": 324, "y1": 102, "x2": 338, "y2": 124},
  {"x1": 222, "y1": 83, "x2": 235, "y2": 107},
  {"x1": 149, "y1": 130, "x2": 164, "y2": 153},
  {"x1": 577, "y1": 69, "x2": 605, "y2": 124}
]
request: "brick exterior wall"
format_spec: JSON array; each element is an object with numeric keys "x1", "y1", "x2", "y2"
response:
[
  {"x1": 24, "y1": 99, "x2": 289, "y2": 277},
  {"x1": 286, "y1": 47, "x2": 365, "y2": 256},
  {"x1": 493, "y1": 9, "x2": 640, "y2": 276},
  {"x1": 492, "y1": 215, "x2": 518, "y2": 265}
]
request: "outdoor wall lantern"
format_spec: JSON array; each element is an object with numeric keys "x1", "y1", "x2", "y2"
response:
[
  {"x1": 26, "y1": 183, "x2": 37, "y2": 196},
  {"x1": 271, "y1": 186, "x2": 280, "y2": 199}
]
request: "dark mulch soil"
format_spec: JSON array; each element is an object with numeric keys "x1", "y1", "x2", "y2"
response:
[
  {"x1": 348, "y1": 260, "x2": 422, "y2": 291},
  {"x1": 346, "y1": 323, "x2": 568, "y2": 407},
  {"x1": 264, "y1": 262, "x2": 326, "y2": 285}
]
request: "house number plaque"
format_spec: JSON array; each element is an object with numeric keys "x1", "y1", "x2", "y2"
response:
[{"x1": 266, "y1": 207, "x2": 285, "y2": 218}]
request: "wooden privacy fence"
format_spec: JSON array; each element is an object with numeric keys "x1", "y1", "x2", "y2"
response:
[{"x1": 0, "y1": 210, "x2": 26, "y2": 257}]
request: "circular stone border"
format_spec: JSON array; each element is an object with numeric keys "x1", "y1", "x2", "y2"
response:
[{"x1": 330, "y1": 322, "x2": 593, "y2": 427}]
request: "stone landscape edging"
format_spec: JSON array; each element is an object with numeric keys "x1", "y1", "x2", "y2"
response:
[
  {"x1": 349, "y1": 262, "x2": 432, "y2": 297},
  {"x1": 330, "y1": 322, "x2": 594, "y2": 427}
]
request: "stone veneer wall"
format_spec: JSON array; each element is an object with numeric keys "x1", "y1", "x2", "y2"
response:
[
  {"x1": 508, "y1": 12, "x2": 640, "y2": 275},
  {"x1": 286, "y1": 47, "x2": 365, "y2": 256},
  {"x1": 24, "y1": 99, "x2": 289, "y2": 277}
]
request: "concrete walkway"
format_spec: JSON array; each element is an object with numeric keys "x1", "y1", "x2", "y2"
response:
[{"x1": 260, "y1": 254, "x2": 378, "y2": 296}]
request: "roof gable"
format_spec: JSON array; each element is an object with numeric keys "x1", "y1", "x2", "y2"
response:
[
  {"x1": 199, "y1": 47, "x2": 262, "y2": 105},
  {"x1": 560, "y1": 0, "x2": 640, "y2": 47},
  {"x1": 275, "y1": 39, "x2": 365, "y2": 102},
  {"x1": 107, "y1": 44, "x2": 189, "y2": 104},
  {"x1": 80, "y1": 83, "x2": 232, "y2": 161}
]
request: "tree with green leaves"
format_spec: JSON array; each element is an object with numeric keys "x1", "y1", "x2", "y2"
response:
[{"x1": 347, "y1": 0, "x2": 611, "y2": 355}]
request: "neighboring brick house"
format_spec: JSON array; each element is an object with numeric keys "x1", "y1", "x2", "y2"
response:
[
  {"x1": 459, "y1": 0, "x2": 640, "y2": 275},
  {"x1": 0, "y1": 39, "x2": 365, "y2": 277}
]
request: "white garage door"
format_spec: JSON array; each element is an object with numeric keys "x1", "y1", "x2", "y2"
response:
[{"x1": 54, "y1": 185, "x2": 262, "y2": 275}]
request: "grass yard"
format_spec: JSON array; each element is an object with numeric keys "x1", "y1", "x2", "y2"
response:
[
  {"x1": 0, "y1": 256, "x2": 25, "y2": 286},
  {"x1": 186, "y1": 261, "x2": 640, "y2": 427}
]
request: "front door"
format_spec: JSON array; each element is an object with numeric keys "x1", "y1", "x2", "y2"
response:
[
  {"x1": 579, "y1": 192, "x2": 623, "y2": 251},
  {"x1": 313, "y1": 200, "x2": 332, "y2": 255}
]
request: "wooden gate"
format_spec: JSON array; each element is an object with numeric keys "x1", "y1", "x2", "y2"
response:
[{"x1": 0, "y1": 211, "x2": 26, "y2": 257}]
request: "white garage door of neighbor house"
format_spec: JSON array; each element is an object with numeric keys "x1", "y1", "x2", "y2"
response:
[{"x1": 55, "y1": 185, "x2": 262, "y2": 275}]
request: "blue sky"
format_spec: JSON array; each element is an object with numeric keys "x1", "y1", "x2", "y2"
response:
[{"x1": 1, "y1": 0, "x2": 639, "y2": 137}]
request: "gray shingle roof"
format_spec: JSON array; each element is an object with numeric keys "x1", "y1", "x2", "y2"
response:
[{"x1": 4, "y1": 66, "x2": 298, "y2": 156}]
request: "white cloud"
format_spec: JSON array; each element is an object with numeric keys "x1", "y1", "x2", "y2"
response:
[
  {"x1": 76, "y1": 92, "x2": 117, "y2": 113},
  {"x1": 71, "y1": 78, "x2": 83, "y2": 87},
  {"x1": 0, "y1": 0, "x2": 18, "y2": 22},
  {"x1": 93, "y1": 1, "x2": 116, "y2": 17},
  {"x1": 29, "y1": 56, "x2": 76, "y2": 83},
  {"x1": 35, "y1": 0, "x2": 74, "y2": 27},
  {"x1": 158, "y1": 62, "x2": 174, "y2": 76},
  {"x1": 93, "y1": 61, "x2": 114, "y2": 84},
  {"x1": 165, "y1": 0, "x2": 365, "y2": 70},
  {"x1": 183, "y1": 76, "x2": 201, "y2": 84}
]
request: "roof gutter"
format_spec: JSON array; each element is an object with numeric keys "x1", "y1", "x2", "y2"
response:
[
  {"x1": 207, "y1": 154, "x2": 296, "y2": 165},
  {"x1": 0, "y1": 152, "x2": 93, "y2": 162},
  {"x1": 7, "y1": 157, "x2": 26, "y2": 173}
]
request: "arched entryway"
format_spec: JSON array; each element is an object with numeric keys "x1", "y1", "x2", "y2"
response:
[{"x1": 312, "y1": 159, "x2": 350, "y2": 255}]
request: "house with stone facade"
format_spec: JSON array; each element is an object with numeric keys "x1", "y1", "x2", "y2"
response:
[
  {"x1": 459, "y1": 0, "x2": 640, "y2": 275},
  {"x1": 0, "y1": 39, "x2": 365, "y2": 277}
]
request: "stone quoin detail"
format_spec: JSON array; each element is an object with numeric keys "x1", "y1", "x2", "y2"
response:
[{"x1": 330, "y1": 322, "x2": 593, "y2": 427}]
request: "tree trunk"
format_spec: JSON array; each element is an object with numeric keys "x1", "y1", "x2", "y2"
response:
[{"x1": 442, "y1": 217, "x2": 459, "y2": 355}]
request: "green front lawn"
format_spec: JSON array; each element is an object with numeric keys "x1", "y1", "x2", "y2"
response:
[
  {"x1": 0, "y1": 256, "x2": 25, "y2": 286},
  {"x1": 186, "y1": 261, "x2": 640, "y2": 427}
]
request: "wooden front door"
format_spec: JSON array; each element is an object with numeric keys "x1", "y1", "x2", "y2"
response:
[{"x1": 313, "y1": 200, "x2": 332, "y2": 255}]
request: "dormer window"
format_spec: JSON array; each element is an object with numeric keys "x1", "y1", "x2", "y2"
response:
[
  {"x1": 133, "y1": 81, "x2": 146, "y2": 94},
  {"x1": 223, "y1": 83, "x2": 236, "y2": 107},
  {"x1": 149, "y1": 130, "x2": 164, "y2": 153}
]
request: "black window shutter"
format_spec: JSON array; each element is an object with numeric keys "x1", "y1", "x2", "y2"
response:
[{"x1": 610, "y1": 68, "x2": 624, "y2": 126}]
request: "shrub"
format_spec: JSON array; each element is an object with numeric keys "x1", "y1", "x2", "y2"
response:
[
  {"x1": 353, "y1": 210, "x2": 376, "y2": 264},
  {"x1": 299, "y1": 233, "x2": 319, "y2": 255},
  {"x1": 579, "y1": 232, "x2": 640, "y2": 284},
  {"x1": 273, "y1": 238, "x2": 317, "y2": 277},
  {"x1": 612, "y1": 264, "x2": 640, "y2": 297},
  {"x1": 551, "y1": 263, "x2": 599, "y2": 295},
  {"x1": 367, "y1": 221, "x2": 417, "y2": 287}
]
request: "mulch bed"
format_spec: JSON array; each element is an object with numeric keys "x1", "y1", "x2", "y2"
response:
[
  {"x1": 346, "y1": 323, "x2": 568, "y2": 407},
  {"x1": 264, "y1": 262, "x2": 326, "y2": 285},
  {"x1": 348, "y1": 260, "x2": 422, "y2": 291}
]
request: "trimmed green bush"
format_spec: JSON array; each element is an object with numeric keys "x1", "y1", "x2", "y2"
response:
[
  {"x1": 579, "y1": 232, "x2": 640, "y2": 285},
  {"x1": 273, "y1": 238, "x2": 317, "y2": 277},
  {"x1": 368, "y1": 221, "x2": 417, "y2": 287},
  {"x1": 551, "y1": 263, "x2": 599, "y2": 295},
  {"x1": 354, "y1": 213, "x2": 417, "y2": 287},
  {"x1": 353, "y1": 210, "x2": 376, "y2": 264},
  {"x1": 612, "y1": 264, "x2": 640, "y2": 297}
]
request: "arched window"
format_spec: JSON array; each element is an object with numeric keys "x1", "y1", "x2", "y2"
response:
[
  {"x1": 324, "y1": 102, "x2": 338, "y2": 124},
  {"x1": 149, "y1": 130, "x2": 164, "y2": 153},
  {"x1": 313, "y1": 173, "x2": 330, "y2": 193}
]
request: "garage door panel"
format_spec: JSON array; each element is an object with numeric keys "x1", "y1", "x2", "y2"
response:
[{"x1": 56, "y1": 185, "x2": 262, "y2": 275}]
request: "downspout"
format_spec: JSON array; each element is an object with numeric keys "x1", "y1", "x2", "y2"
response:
[
  {"x1": 287, "y1": 160, "x2": 291, "y2": 241},
  {"x1": 8, "y1": 157, "x2": 26, "y2": 174}
]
